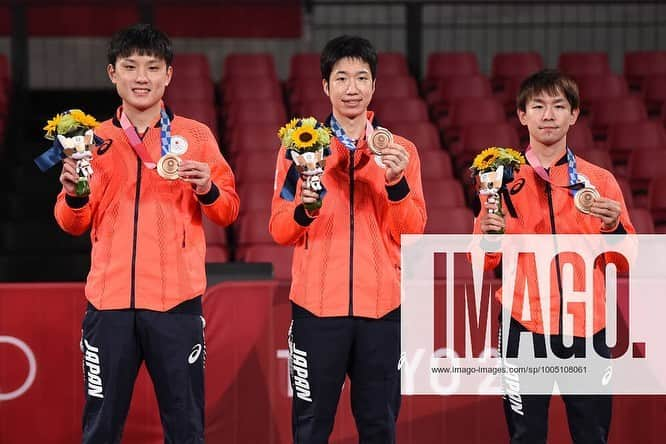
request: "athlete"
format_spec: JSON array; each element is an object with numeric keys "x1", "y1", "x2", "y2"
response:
[{"x1": 55, "y1": 23, "x2": 239, "y2": 442}]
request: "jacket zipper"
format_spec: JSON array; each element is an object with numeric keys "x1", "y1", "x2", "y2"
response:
[
  {"x1": 304, "y1": 232, "x2": 308, "y2": 250},
  {"x1": 545, "y1": 182, "x2": 564, "y2": 334},
  {"x1": 349, "y1": 150, "x2": 356, "y2": 316},
  {"x1": 130, "y1": 156, "x2": 142, "y2": 309}
]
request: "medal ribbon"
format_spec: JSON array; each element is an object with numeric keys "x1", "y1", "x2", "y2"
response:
[
  {"x1": 120, "y1": 108, "x2": 171, "y2": 169},
  {"x1": 330, "y1": 115, "x2": 374, "y2": 151},
  {"x1": 525, "y1": 146, "x2": 584, "y2": 196}
]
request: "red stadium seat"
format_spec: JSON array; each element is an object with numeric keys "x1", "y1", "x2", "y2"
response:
[
  {"x1": 439, "y1": 97, "x2": 506, "y2": 144},
  {"x1": 171, "y1": 53, "x2": 211, "y2": 80},
  {"x1": 422, "y1": 179, "x2": 467, "y2": 209},
  {"x1": 229, "y1": 123, "x2": 282, "y2": 156},
  {"x1": 238, "y1": 182, "x2": 275, "y2": 214},
  {"x1": 453, "y1": 123, "x2": 521, "y2": 171},
  {"x1": 629, "y1": 208, "x2": 655, "y2": 234},
  {"x1": 424, "y1": 52, "x2": 480, "y2": 91},
  {"x1": 237, "y1": 244, "x2": 293, "y2": 281},
  {"x1": 576, "y1": 74, "x2": 629, "y2": 114},
  {"x1": 590, "y1": 97, "x2": 648, "y2": 139},
  {"x1": 225, "y1": 100, "x2": 287, "y2": 129},
  {"x1": 390, "y1": 121, "x2": 442, "y2": 151},
  {"x1": 642, "y1": 74, "x2": 666, "y2": 115},
  {"x1": 233, "y1": 152, "x2": 281, "y2": 185},
  {"x1": 648, "y1": 177, "x2": 666, "y2": 225},
  {"x1": 607, "y1": 121, "x2": 666, "y2": 165},
  {"x1": 372, "y1": 76, "x2": 419, "y2": 100},
  {"x1": 288, "y1": 77, "x2": 326, "y2": 107},
  {"x1": 419, "y1": 150, "x2": 454, "y2": 180},
  {"x1": 372, "y1": 98, "x2": 429, "y2": 125},
  {"x1": 223, "y1": 53, "x2": 277, "y2": 81},
  {"x1": 567, "y1": 120, "x2": 597, "y2": 153},
  {"x1": 616, "y1": 177, "x2": 634, "y2": 209},
  {"x1": 293, "y1": 99, "x2": 331, "y2": 122},
  {"x1": 558, "y1": 52, "x2": 611, "y2": 78},
  {"x1": 202, "y1": 216, "x2": 229, "y2": 263},
  {"x1": 377, "y1": 52, "x2": 410, "y2": 76},
  {"x1": 627, "y1": 149, "x2": 666, "y2": 195},
  {"x1": 425, "y1": 207, "x2": 475, "y2": 234},
  {"x1": 426, "y1": 75, "x2": 492, "y2": 116},
  {"x1": 491, "y1": 52, "x2": 544, "y2": 90},
  {"x1": 236, "y1": 210, "x2": 273, "y2": 246},
  {"x1": 222, "y1": 79, "x2": 282, "y2": 105},
  {"x1": 624, "y1": 51, "x2": 666, "y2": 90},
  {"x1": 289, "y1": 52, "x2": 320, "y2": 80},
  {"x1": 166, "y1": 78, "x2": 214, "y2": 103}
]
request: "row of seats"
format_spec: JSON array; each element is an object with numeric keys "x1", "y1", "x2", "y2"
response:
[{"x1": 424, "y1": 50, "x2": 666, "y2": 93}]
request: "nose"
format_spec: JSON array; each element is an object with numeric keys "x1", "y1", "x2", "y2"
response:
[
  {"x1": 542, "y1": 105, "x2": 555, "y2": 120},
  {"x1": 345, "y1": 78, "x2": 360, "y2": 94},
  {"x1": 135, "y1": 66, "x2": 149, "y2": 83}
]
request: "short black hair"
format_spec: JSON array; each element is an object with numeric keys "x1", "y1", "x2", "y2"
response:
[
  {"x1": 320, "y1": 35, "x2": 377, "y2": 82},
  {"x1": 517, "y1": 69, "x2": 580, "y2": 111},
  {"x1": 107, "y1": 23, "x2": 173, "y2": 67}
]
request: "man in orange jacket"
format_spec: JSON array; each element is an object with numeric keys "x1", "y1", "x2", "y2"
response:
[
  {"x1": 55, "y1": 24, "x2": 239, "y2": 442},
  {"x1": 476, "y1": 69, "x2": 634, "y2": 443},
  {"x1": 270, "y1": 36, "x2": 426, "y2": 443}
]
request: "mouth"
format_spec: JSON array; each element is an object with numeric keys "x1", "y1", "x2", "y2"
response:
[
  {"x1": 132, "y1": 88, "x2": 151, "y2": 96},
  {"x1": 342, "y1": 99, "x2": 362, "y2": 107}
]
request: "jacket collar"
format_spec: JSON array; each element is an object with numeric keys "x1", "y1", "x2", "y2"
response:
[{"x1": 112, "y1": 104, "x2": 174, "y2": 128}]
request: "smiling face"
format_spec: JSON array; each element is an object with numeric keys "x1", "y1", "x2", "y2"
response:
[
  {"x1": 518, "y1": 89, "x2": 579, "y2": 149},
  {"x1": 322, "y1": 57, "x2": 375, "y2": 121},
  {"x1": 107, "y1": 52, "x2": 172, "y2": 113}
]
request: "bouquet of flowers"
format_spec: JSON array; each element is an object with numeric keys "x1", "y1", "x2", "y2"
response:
[
  {"x1": 470, "y1": 147, "x2": 525, "y2": 233},
  {"x1": 40, "y1": 109, "x2": 100, "y2": 196},
  {"x1": 278, "y1": 117, "x2": 332, "y2": 210}
]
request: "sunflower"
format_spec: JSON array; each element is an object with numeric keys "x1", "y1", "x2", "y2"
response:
[
  {"x1": 69, "y1": 109, "x2": 99, "y2": 129},
  {"x1": 43, "y1": 113, "x2": 64, "y2": 140},
  {"x1": 278, "y1": 117, "x2": 299, "y2": 140},
  {"x1": 472, "y1": 147, "x2": 501, "y2": 171},
  {"x1": 291, "y1": 125, "x2": 319, "y2": 150}
]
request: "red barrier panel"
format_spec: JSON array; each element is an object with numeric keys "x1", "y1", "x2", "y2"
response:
[{"x1": 1, "y1": 282, "x2": 664, "y2": 443}]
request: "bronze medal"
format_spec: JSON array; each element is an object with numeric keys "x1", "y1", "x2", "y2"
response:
[
  {"x1": 368, "y1": 127, "x2": 393, "y2": 155},
  {"x1": 157, "y1": 153, "x2": 181, "y2": 180},
  {"x1": 574, "y1": 186, "x2": 600, "y2": 214}
]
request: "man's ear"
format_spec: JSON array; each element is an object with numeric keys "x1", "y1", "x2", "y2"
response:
[
  {"x1": 569, "y1": 107, "x2": 580, "y2": 126},
  {"x1": 165, "y1": 65, "x2": 173, "y2": 87},
  {"x1": 107, "y1": 64, "x2": 117, "y2": 84},
  {"x1": 517, "y1": 108, "x2": 527, "y2": 126},
  {"x1": 322, "y1": 79, "x2": 329, "y2": 96}
]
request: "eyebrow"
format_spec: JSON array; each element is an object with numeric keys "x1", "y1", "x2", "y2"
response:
[
  {"x1": 121, "y1": 57, "x2": 162, "y2": 64},
  {"x1": 531, "y1": 97, "x2": 566, "y2": 104},
  {"x1": 333, "y1": 69, "x2": 370, "y2": 76}
]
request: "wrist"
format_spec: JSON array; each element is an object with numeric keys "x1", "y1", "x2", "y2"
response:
[
  {"x1": 600, "y1": 219, "x2": 620, "y2": 232},
  {"x1": 385, "y1": 171, "x2": 404, "y2": 185},
  {"x1": 195, "y1": 181, "x2": 212, "y2": 195}
]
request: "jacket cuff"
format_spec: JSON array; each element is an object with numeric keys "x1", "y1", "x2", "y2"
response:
[
  {"x1": 65, "y1": 194, "x2": 89, "y2": 209},
  {"x1": 294, "y1": 204, "x2": 315, "y2": 227},
  {"x1": 386, "y1": 176, "x2": 410, "y2": 201},
  {"x1": 601, "y1": 221, "x2": 626, "y2": 235},
  {"x1": 196, "y1": 183, "x2": 220, "y2": 205}
]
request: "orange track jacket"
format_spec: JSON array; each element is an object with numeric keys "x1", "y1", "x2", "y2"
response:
[
  {"x1": 473, "y1": 153, "x2": 635, "y2": 336},
  {"x1": 270, "y1": 112, "x2": 427, "y2": 319},
  {"x1": 54, "y1": 110, "x2": 239, "y2": 311}
]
